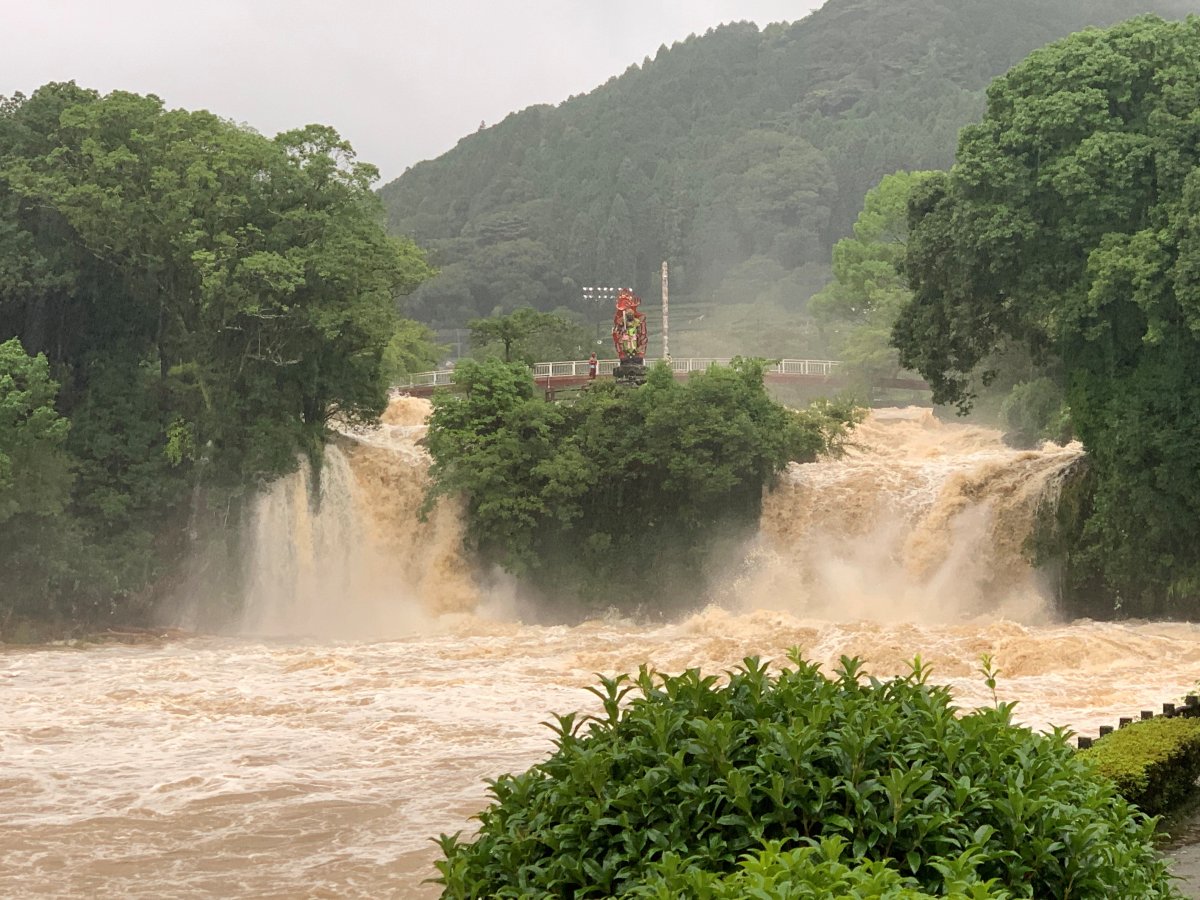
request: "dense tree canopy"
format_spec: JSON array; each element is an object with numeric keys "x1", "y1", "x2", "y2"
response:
[
  {"x1": 0, "y1": 83, "x2": 431, "y2": 626},
  {"x1": 423, "y1": 359, "x2": 858, "y2": 609},
  {"x1": 893, "y1": 16, "x2": 1200, "y2": 615},
  {"x1": 381, "y1": 0, "x2": 1192, "y2": 357}
]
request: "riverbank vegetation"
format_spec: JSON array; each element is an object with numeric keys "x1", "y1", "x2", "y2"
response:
[
  {"x1": 1080, "y1": 716, "x2": 1200, "y2": 818},
  {"x1": 815, "y1": 171, "x2": 1073, "y2": 446},
  {"x1": 8, "y1": 10, "x2": 1200, "y2": 632},
  {"x1": 423, "y1": 359, "x2": 859, "y2": 612},
  {"x1": 0, "y1": 83, "x2": 433, "y2": 632},
  {"x1": 893, "y1": 15, "x2": 1200, "y2": 618},
  {"x1": 435, "y1": 653, "x2": 1180, "y2": 898}
]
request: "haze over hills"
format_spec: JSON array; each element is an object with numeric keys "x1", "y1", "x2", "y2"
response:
[{"x1": 380, "y1": 0, "x2": 1196, "y2": 358}]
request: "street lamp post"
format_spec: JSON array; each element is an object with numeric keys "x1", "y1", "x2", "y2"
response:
[{"x1": 582, "y1": 285, "x2": 631, "y2": 353}]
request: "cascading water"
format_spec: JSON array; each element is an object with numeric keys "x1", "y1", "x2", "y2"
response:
[
  {"x1": 741, "y1": 406, "x2": 1086, "y2": 622},
  {"x1": 239, "y1": 443, "x2": 368, "y2": 636},
  {"x1": 3, "y1": 398, "x2": 1198, "y2": 899},
  {"x1": 239, "y1": 402, "x2": 1084, "y2": 637},
  {"x1": 238, "y1": 397, "x2": 480, "y2": 639}
]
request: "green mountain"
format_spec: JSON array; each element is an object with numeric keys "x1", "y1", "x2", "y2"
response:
[{"x1": 380, "y1": 0, "x2": 1195, "y2": 358}]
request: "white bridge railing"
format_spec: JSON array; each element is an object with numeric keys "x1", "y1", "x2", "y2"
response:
[{"x1": 395, "y1": 358, "x2": 842, "y2": 389}]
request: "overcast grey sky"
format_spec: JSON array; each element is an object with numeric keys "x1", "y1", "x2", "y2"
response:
[{"x1": 5, "y1": 1, "x2": 825, "y2": 184}]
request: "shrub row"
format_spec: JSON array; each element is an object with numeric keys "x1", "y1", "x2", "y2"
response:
[{"x1": 1079, "y1": 716, "x2": 1200, "y2": 816}]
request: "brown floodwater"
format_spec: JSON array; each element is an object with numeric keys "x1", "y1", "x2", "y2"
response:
[
  {"x1": 4, "y1": 402, "x2": 1197, "y2": 898},
  {"x1": 4, "y1": 615, "x2": 1198, "y2": 898}
]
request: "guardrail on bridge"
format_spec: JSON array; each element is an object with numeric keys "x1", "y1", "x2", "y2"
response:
[{"x1": 394, "y1": 358, "x2": 843, "y2": 390}]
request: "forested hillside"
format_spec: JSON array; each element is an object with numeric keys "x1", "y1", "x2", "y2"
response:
[{"x1": 381, "y1": 0, "x2": 1194, "y2": 358}]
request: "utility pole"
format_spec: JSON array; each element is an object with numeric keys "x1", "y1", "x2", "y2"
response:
[{"x1": 661, "y1": 261, "x2": 670, "y2": 361}]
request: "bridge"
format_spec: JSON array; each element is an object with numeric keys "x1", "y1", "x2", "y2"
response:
[{"x1": 393, "y1": 358, "x2": 929, "y2": 399}]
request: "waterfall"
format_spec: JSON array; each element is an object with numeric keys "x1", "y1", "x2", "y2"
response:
[
  {"x1": 237, "y1": 397, "x2": 478, "y2": 639},
  {"x1": 740, "y1": 407, "x2": 1085, "y2": 622},
  {"x1": 237, "y1": 401, "x2": 1085, "y2": 635}
]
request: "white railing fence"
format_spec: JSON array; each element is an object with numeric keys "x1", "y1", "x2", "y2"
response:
[{"x1": 394, "y1": 358, "x2": 843, "y2": 390}]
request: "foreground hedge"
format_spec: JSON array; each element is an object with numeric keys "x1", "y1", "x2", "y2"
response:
[
  {"x1": 435, "y1": 653, "x2": 1179, "y2": 898},
  {"x1": 629, "y1": 837, "x2": 1008, "y2": 899},
  {"x1": 1080, "y1": 716, "x2": 1200, "y2": 816}
]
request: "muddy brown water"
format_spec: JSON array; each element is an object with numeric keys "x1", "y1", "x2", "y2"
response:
[
  {"x1": 5, "y1": 403, "x2": 1198, "y2": 897},
  {"x1": 3, "y1": 616, "x2": 1199, "y2": 898}
]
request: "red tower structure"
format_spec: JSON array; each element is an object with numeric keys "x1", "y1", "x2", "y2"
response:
[{"x1": 611, "y1": 289, "x2": 648, "y2": 364}]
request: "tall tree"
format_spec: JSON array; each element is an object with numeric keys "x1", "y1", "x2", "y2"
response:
[
  {"x1": 469, "y1": 307, "x2": 590, "y2": 363},
  {"x1": 893, "y1": 16, "x2": 1200, "y2": 615},
  {"x1": 0, "y1": 84, "x2": 433, "y2": 624},
  {"x1": 811, "y1": 170, "x2": 938, "y2": 378}
]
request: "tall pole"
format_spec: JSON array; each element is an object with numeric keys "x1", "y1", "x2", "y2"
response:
[{"x1": 661, "y1": 260, "x2": 670, "y2": 361}]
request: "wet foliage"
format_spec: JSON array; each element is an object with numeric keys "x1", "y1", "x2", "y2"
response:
[
  {"x1": 1081, "y1": 716, "x2": 1200, "y2": 817},
  {"x1": 423, "y1": 358, "x2": 859, "y2": 611},
  {"x1": 434, "y1": 653, "x2": 1179, "y2": 898},
  {"x1": 0, "y1": 84, "x2": 432, "y2": 627},
  {"x1": 895, "y1": 16, "x2": 1200, "y2": 616}
]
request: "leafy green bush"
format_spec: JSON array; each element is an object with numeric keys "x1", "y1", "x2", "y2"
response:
[
  {"x1": 1079, "y1": 716, "x2": 1200, "y2": 816},
  {"x1": 630, "y1": 837, "x2": 1009, "y2": 899},
  {"x1": 434, "y1": 654, "x2": 1179, "y2": 898}
]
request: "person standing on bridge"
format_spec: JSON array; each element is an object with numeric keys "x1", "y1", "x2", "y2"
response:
[{"x1": 588, "y1": 351, "x2": 598, "y2": 379}]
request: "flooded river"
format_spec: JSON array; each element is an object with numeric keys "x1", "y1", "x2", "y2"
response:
[
  {"x1": 4, "y1": 615, "x2": 1199, "y2": 898},
  {"x1": 3, "y1": 402, "x2": 1198, "y2": 897}
]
